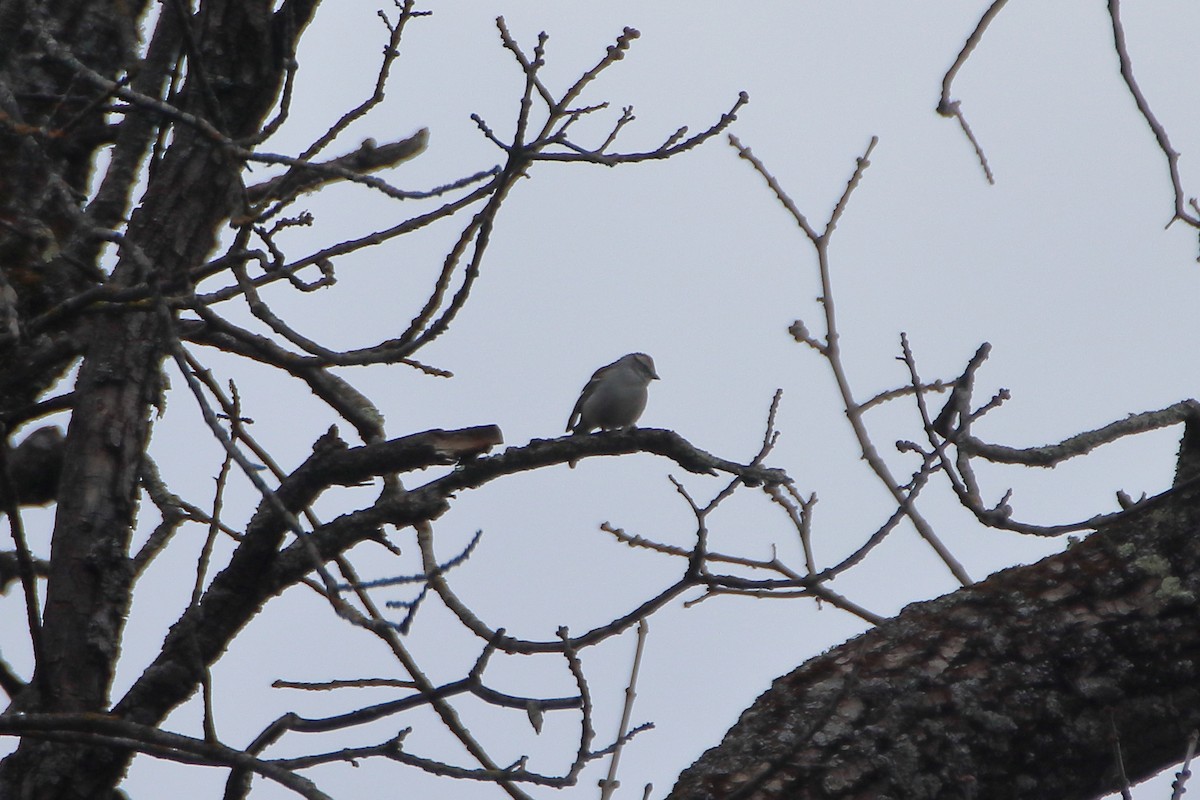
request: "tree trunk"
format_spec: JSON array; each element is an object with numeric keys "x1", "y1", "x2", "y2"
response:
[{"x1": 0, "y1": 2, "x2": 317, "y2": 796}]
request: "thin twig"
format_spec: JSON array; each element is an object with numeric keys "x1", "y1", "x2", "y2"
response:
[
  {"x1": 937, "y1": 0, "x2": 1008, "y2": 183},
  {"x1": 1107, "y1": 0, "x2": 1198, "y2": 228},
  {"x1": 1170, "y1": 730, "x2": 1199, "y2": 800},
  {"x1": 0, "y1": 429, "x2": 44, "y2": 691},
  {"x1": 599, "y1": 620, "x2": 649, "y2": 800}
]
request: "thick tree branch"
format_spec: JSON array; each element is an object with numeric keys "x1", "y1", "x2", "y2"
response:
[{"x1": 668, "y1": 477, "x2": 1200, "y2": 800}]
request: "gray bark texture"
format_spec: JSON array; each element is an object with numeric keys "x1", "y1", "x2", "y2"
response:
[{"x1": 668, "y1": 447, "x2": 1200, "y2": 800}]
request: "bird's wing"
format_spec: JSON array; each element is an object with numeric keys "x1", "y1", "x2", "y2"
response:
[
  {"x1": 566, "y1": 391, "x2": 586, "y2": 432},
  {"x1": 566, "y1": 363, "x2": 611, "y2": 432}
]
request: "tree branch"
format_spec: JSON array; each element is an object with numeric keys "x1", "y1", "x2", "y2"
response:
[{"x1": 668, "y1": 477, "x2": 1200, "y2": 799}]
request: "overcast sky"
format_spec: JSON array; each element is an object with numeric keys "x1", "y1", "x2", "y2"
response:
[{"x1": 7, "y1": 2, "x2": 1200, "y2": 798}]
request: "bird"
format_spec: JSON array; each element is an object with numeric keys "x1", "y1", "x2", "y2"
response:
[{"x1": 567, "y1": 353, "x2": 659, "y2": 435}]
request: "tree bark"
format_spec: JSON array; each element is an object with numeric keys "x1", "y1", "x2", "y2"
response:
[
  {"x1": 0, "y1": 2, "x2": 318, "y2": 797},
  {"x1": 668, "y1": 474, "x2": 1200, "y2": 800},
  {"x1": 0, "y1": 0, "x2": 149, "y2": 412}
]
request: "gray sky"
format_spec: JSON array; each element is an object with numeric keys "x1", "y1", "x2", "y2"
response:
[{"x1": 6, "y1": 2, "x2": 1200, "y2": 798}]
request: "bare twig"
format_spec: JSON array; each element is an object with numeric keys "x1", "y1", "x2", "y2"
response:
[
  {"x1": 962, "y1": 402, "x2": 1200, "y2": 466},
  {"x1": 0, "y1": 429, "x2": 44, "y2": 691},
  {"x1": 937, "y1": 0, "x2": 1008, "y2": 183},
  {"x1": 1108, "y1": 713, "x2": 1133, "y2": 800},
  {"x1": 298, "y1": 1, "x2": 426, "y2": 161},
  {"x1": 599, "y1": 620, "x2": 649, "y2": 800},
  {"x1": 732, "y1": 135, "x2": 972, "y2": 586},
  {"x1": 1106, "y1": 0, "x2": 1198, "y2": 228},
  {"x1": 1170, "y1": 730, "x2": 1199, "y2": 800}
]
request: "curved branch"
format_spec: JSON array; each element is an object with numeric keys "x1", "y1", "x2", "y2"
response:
[{"x1": 960, "y1": 401, "x2": 1200, "y2": 467}]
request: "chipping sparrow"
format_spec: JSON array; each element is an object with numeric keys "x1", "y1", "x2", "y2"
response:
[{"x1": 567, "y1": 353, "x2": 659, "y2": 435}]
